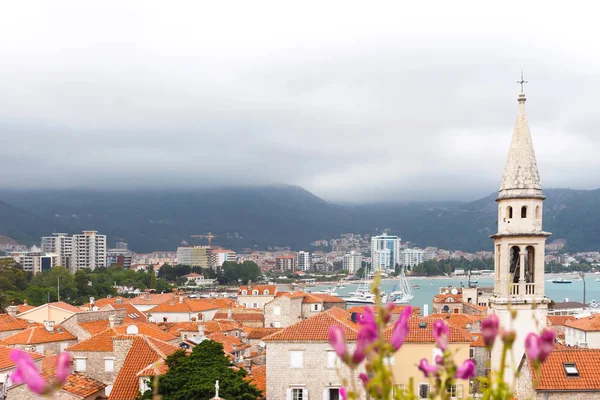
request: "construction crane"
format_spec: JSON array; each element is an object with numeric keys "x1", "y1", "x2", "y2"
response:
[{"x1": 191, "y1": 232, "x2": 216, "y2": 247}]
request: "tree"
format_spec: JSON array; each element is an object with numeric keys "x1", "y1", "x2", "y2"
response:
[{"x1": 141, "y1": 341, "x2": 262, "y2": 400}]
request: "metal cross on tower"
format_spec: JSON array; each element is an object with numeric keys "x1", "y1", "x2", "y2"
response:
[{"x1": 517, "y1": 71, "x2": 528, "y2": 93}]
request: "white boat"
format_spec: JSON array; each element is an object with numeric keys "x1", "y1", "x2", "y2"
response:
[
  {"x1": 344, "y1": 266, "x2": 376, "y2": 303},
  {"x1": 388, "y1": 269, "x2": 414, "y2": 304}
]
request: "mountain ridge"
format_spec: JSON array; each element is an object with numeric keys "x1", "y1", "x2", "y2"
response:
[{"x1": 0, "y1": 186, "x2": 598, "y2": 253}]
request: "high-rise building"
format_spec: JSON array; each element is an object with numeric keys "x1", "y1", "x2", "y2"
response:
[
  {"x1": 296, "y1": 251, "x2": 311, "y2": 271},
  {"x1": 489, "y1": 89, "x2": 550, "y2": 384},
  {"x1": 11, "y1": 247, "x2": 58, "y2": 274},
  {"x1": 106, "y1": 248, "x2": 133, "y2": 268},
  {"x1": 212, "y1": 249, "x2": 237, "y2": 267},
  {"x1": 71, "y1": 231, "x2": 107, "y2": 271},
  {"x1": 343, "y1": 251, "x2": 363, "y2": 274},
  {"x1": 177, "y1": 246, "x2": 213, "y2": 269},
  {"x1": 41, "y1": 233, "x2": 72, "y2": 269},
  {"x1": 370, "y1": 235, "x2": 401, "y2": 271},
  {"x1": 401, "y1": 248, "x2": 425, "y2": 268},
  {"x1": 276, "y1": 255, "x2": 295, "y2": 272}
]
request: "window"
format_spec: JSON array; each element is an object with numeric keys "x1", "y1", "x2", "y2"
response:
[
  {"x1": 507, "y1": 206, "x2": 513, "y2": 219},
  {"x1": 327, "y1": 350, "x2": 338, "y2": 369},
  {"x1": 447, "y1": 384, "x2": 463, "y2": 399},
  {"x1": 312, "y1": 304, "x2": 320, "y2": 312},
  {"x1": 273, "y1": 321, "x2": 281, "y2": 328},
  {"x1": 290, "y1": 351, "x2": 303, "y2": 368},
  {"x1": 263, "y1": 290, "x2": 269, "y2": 295},
  {"x1": 253, "y1": 303, "x2": 258, "y2": 308},
  {"x1": 521, "y1": 206, "x2": 527, "y2": 218},
  {"x1": 418, "y1": 384, "x2": 430, "y2": 399},
  {"x1": 252, "y1": 290, "x2": 258, "y2": 295},
  {"x1": 75, "y1": 358, "x2": 87, "y2": 371},
  {"x1": 241, "y1": 290, "x2": 247, "y2": 295},
  {"x1": 328, "y1": 388, "x2": 340, "y2": 400},
  {"x1": 469, "y1": 348, "x2": 474, "y2": 359},
  {"x1": 290, "y1": 388, "x2": 306, "y2": 400},
  {"x1": 234, "y1": 331, "x2": 239, "y2": 337},
  {"x1": 274, "y1": 306, "x2": 281, "y2": 316},
  {"x1": 564, "y1": 363, "x2": 579, "y2": 377},
  {"x1": 536, "y1": 205, "x2": 540, "y2": 219},
  {"x1": 105, "y1": 358, "x2": 115, "y2": 372}
]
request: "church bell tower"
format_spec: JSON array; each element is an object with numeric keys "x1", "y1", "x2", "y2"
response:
[{"x1": 489, "y1": 81, "x2": 551, "y2": 380}]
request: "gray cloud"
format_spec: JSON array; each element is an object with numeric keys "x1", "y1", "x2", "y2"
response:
[{"x1": 1, "y1": 1, "x2": 599, "y2": 202}]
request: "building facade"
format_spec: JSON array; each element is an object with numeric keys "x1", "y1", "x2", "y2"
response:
[
  {"x1": 212, "y1": 249, "x2": 237, "y2": 267},
  {"x1": 11, "y1": 249, "x2": 58, "y2": 274},
  {"x1": 371, "y1": 235, "x2": 400, "y2": 272},
  {"x1": 343, "y1": 251, "x2": 362, "y2": 274},
  {"x1": 106, "y1": 248, "x2": 133, "y2": 269},
  {"x1": 276, "y1": 255, "x2": 295, "y2": 272},
  {"x1": 72, "y1": 231, "x2": 107, "y2": 271},
  {"x1": 401, "y1": 248, "x2": 425, "y2": 269},
  {"x1": 176, "y1": 246, "x2": 212, "y2": 269},
  {"x1": 489, "y1": 90, "x2": 550, "y2": 384},
  {"x1": 41, "y1": 233, "x2": 72, "y2": 268},
  {"x1": 296, "y1": 251, "x2": 311, "y2": 272}
]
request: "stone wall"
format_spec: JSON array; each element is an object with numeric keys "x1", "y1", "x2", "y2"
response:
[
  {"x1": 69, "y1": 350, "x2": 116, "y2": 384},
  {"x1": 265, "y1": 296, "x2": 302, "y2": 328},
  {"x1": 61, "y1": 309, "x2": 127, "y2": 341}
]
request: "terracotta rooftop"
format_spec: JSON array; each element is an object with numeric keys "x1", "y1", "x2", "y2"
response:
[
  {"x1": 3, "y1": 324, "x2": 76, "y2": 345},
  {"x1": 564, "y1": 314, "x2": 600, "y2": 332},
  {"x1": 108, "y1": 335, "x2": 180, "y2": 400},
  {"x1": 158, "y1": 320, "x2": 240, "y2": 336},
  {"x1": 264, "y1": 307, "x2": 359, "y2": 342},
  {"x1": 128, "y1": 293, "x2": 177, "y2": 305},
  {"x1": 137, "y1": 358, "x2": 169, "y2": 377},
  {"x1": 547, "y1": 315, "x2": 576, "y2": 327},
  {"x1": 17, "y1": 303, "x2": 35, "y2": 313},
  {"x1": 57, "y1": 371, "x2": 107, "y2": 398},
  {"x1": 245, "y1": 365, "x2": 266, "y2": 396},
  {"x1": 0, "y1": 344, "x2": 43, "y2": 371},
  {"x1": 214, "y1": 310, "x2": 265, "y2": 323},
  {"x1": 207, "y1": 332, "x2": 250, "y2": 354},
  {"x1": 244, "y1": 327, "x2": 282, "y2": 339},
  {"x1": 528, "y1": 348, "x2": 600, "y2": 391},
  {"x1": 147, "y1": 297, "x2": 234, "y2": 314},
  {"x1": 17, "y1": 301, "x2": 82, "y2": 317},
  {"x1": 111, "y1": 303, "x2": 148, "y2": 322},
  {"x1": 309, "y1": 293, "x2": 346, "y2": 303},
  {"x1": 424, "y1": 313, "x2": 483, "y2": 330},
  {"x1": 67, "y1": 323, "x2": 177, "y2": 352},
  {"x1": 0, "y1": 313, "x2": 30, "y2": 332},
  {"x1": 238, "y1": 285, "x2": 277, "y2": 296},
  {"x1": 433, "y1": 293, "x2": 463, "y2": 304},
  {"x1": 82, "y1": 296, "x2": 128, "y2": 309}
]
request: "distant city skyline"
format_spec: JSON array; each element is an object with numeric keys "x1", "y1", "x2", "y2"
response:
[{"x1": 1, "y1": 2, "x2": 599, "y2": 202}]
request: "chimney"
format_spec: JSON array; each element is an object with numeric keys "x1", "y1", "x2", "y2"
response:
[
  {"x1": 198, "y1": 323, "x2": 205, "y2": 337},
  {"x1": 116, "y1": 298, "x2": 123, "y2": 304},
  {"x1": 145, "y1": 289, "x2": 151, "y2": 301},
  {"x1": 240, "y1": 331, "x2": 248, "y2": 344},
  {"x1": 44, "y1": 320, "x2": 55, "y2": 332},
  {"x1": 109, "y1": 314, "x2": 123, "y2": 328},
  {"x1": 6, "y1": 305, "x2": 18, "y2": 318},
  {"x1": 179, "y1": 293, "x2": 184, "y2": 303}
]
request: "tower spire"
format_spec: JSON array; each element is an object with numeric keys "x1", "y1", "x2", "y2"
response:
[{"x1": 498, "y1": 76, "x2": 543, "y2": 200}]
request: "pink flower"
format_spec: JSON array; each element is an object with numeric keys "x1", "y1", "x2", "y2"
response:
[
  {"x1": 383, "y1": 302, "x2": 395, "y2": 323},
  {"x1": 55, "y1": 352, "x2": 72, "y2": 383},
  {"x1": 418, "y1": 358, "x2": 438, "y2": 377},
  {"x1": 433, "y1": 319, "x2": 449, "y2": 351},
  {"x1": 539, "y1": 329, "x2": 555, "y2": 363},
  {"x1": 358, "y1": 372, "x2": 369, "y2": 387},
  {"x1": 435, "y1": 354, "x2": 444, "y2": 365},
  {"x1": 10, "y1": 349, "x2": 47, "y2": 395},
  {"x1": 525, "y1": 332, "x2": 541, "y2": 360},
  {"x1": 391, "y1": 306, "x2": 411, "y2": 350},
  {"x1": 481, "y1": 314, "x2": 499, "y2": 348},
  {"x1": 359, "y1": 307, "x2": 378, "y2": 340},
  {"x1": 455, "y1": 359, "x2": 476, "y2": 379},
  {"x1": 352, "y1": 327, "x2": 374, "y2": 364},
  {"x1": 339, "y1": 387, "x2": 347, "y2": 400}
]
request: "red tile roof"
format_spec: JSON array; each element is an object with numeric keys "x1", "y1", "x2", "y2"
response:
[
  {"x1": 433, "y1": 294, "x2": 463, "y2": 304},
  {"x1": 207, "y1": 333, "x2": 250, "y2": 354},
  {"x1": 147, "y1": 298, "x2": 234, "y2": 314},
  {"x1": 67, "y1": 323, "x2": 177, "y2": 352},
  {"x1": 214, "y1": 310, "x2": 265, "y2": 323},
  {"x1": 564, "y1": 314, "x2": 600, "y2": 332},
  {"x1": 0, "y1": 313, "x2": 30, "y2": 332},
  {"x1": 109, "y1": 336, "x2": 180, "y2": 400},
  {"x1": 111, "y1": 303, "x2": 148, "y2": 322},
  {"x1": 238, "y1": 285, "x2": 277, "y2": 296},
  {"x1": 244, "y1": 327, "x2": 282, "y2": 339},
  {"x1": 17, "y1": 301, "x2": 81, "y2": 317},
  {"x1": 264, "y1": 307, "x2": 359, "y2": 342},
  {"x1": 384, "y1": 317, "x2": 472, "y2": 344},
  {"x1": 0, "y1": 344, "x2": 43, "y2": 371},
  {"x1": 246, "y1": 365, "x2": 266, "y2": 396},
  {"x1": 17, "y1": 304, "x2": 35, "y2": 313},
  {"x1": 128, "y1": 293, "x2": 177, "y2": 306},
  {"x1": 309, "y1": 293, "x2": 346, "y2": 303},
  {"x1": 424, "y1": 313, "x2": 483, "y2": 330},
  {"x1": 547, "y1": 315, "x2": 576, "y2": 327},
  {"x1": 529, "y1": 348, "x2": 600, "y2": 391},
  {"x1": 137, "y1": 358, "x2": 169, "y2": 377},
  {"x1": 82, "y1": 296, "x2": 129, "y2": 309},
  {"x1": 3, "y1": 324, "x2": 76, "y2": 345}
]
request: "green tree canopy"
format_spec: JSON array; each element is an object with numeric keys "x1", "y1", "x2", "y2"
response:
[{"x1": 142, "y1": 341, "x2": 262, "y2": 400}]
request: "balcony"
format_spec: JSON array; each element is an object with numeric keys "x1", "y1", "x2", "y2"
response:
[{"x1": 509, "y1": 283, "x2": 536, "y2": 296}]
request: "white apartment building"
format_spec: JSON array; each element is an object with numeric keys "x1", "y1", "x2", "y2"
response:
[
  {"x1": 343, "y1": 251, "x2": 362, "y2": 274},
  {"x1": 212, "y1": 249, "x2": 237, "y2": 267},
  {"x1": 401, "y1": 248, "x2": 425, "y2": 268},
  {"x1": 41, "y1": 233, "x2": 72, "y2": 269},
  {"x1": 370, "y1": 235, "x2": 401, "y2": 271},
  {"x1": 11, "y1": 248, "x2": 58, "y2": 274},
  {"x1": 564, "y1": 315, "x2": 600, "y2": 348},
  {"x1": 71, "y1": 231, "x2": 107, "y2": 271},
  {"x1": 106, "y1": 248, "x2": 133, "y2": 268},
  {"x1": 297, "y1": 251, "x2": 311, "y2": 271}
]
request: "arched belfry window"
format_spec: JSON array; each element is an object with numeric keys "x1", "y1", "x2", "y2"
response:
[
  {"x1": 521, "y1": 206, "x2": 527, "y2": 218},
  {"x1": 509, "y1": 246, "x2": 520, "y2": 283},
  {"x1": 525, "y1": 246, "x2": 535, "y2": 283},
  {"x1": 507, "y1": 206, "x2": 513, "y2": 219}
]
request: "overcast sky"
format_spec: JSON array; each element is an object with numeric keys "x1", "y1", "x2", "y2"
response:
[{"x1": 1, "y1": 1, "x2": 599, "y2": 202}]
